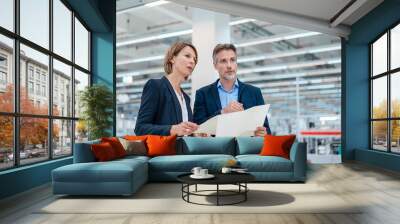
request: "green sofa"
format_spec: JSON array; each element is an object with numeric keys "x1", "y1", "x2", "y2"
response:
[{"x1": 52, "y1": 137, "x2": 306, "y2": 195}]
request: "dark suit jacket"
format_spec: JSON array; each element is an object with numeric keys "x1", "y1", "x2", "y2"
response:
[
  {"x1": 134, "y1": 76, "x2": 193, "y2": 136},
  {"x1": 193, "y1": 79, "x2": 271, "y2": 134}
]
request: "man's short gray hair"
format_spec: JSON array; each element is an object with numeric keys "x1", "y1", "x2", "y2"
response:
[{"x1": 212, "y1": 44, "x2": 237, "y2": 64}]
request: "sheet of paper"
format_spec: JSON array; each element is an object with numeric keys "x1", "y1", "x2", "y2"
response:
[
  {"x1": 195, "y1": 104, "x2": 270, "y2": 137},
  {"x1": 195, "y1": 115, "x2": 218, "y2": 135},
  {"x1": 216, "y1": 104, "x2": 270, "y2": 137}
]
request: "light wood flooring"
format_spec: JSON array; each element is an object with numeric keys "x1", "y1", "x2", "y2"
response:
[{"x1": 1, "y1": 162, "x2": 400, "y2": 224}]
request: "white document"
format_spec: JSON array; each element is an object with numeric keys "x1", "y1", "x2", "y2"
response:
[{"x1": 195, "y1": 104, "x2": 270, "y2": 137}]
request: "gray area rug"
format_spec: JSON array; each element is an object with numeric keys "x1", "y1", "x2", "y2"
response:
[{"x1": 38, "y1": 183, "x2": 362, "y2": 214}]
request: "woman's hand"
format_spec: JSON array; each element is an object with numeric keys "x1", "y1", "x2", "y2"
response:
[
  {"x1": 254, "y1": 126, "x2": 267, "y2": 137},
  {"x1": 170, "y1": 121, "x2": 199, "y2": 136}
]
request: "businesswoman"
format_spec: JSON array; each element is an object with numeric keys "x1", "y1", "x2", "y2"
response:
[{"x1": 134, "y1": 42, "x2": 199, "y2": 136}]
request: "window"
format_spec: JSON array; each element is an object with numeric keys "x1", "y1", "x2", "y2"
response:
[
  {"x1": 0, "y1": 0, "x2": 14, "y2": 31},
  {"x1": 28, "y1": 81, "x2": 34, "y2": 94},
  {"x1": 0, "y1": 71, "x2": 6, "y2": 85},
  {"x1": 53, "y1": 0, "x2": 72, "y2": 60},
  {"x1": 74, "y1": 69, "x2": 89, "y2": 119},
  {"x1": 370, "y1": 22, "x2": 400, "y2": 154},
  {"x1": 41, "y1": 73, "x2": 46, "y2": 83},
  {"x1": 74, "y1": 18, "x2": 89, "y2": 70},
  {"x1": 0, "y1": 1, "x2": 91, "y2": 170},
  {"x1": 0, "y1": 54, "x2": 8, "y2": 87},
  {"x1": 42, "y1": 85, "x2": 46, "y2": 97},
  {"x1": 0, "y1": 55, "x2": 7, "y2": 67},
  {"x1": 53, "y1": 59, "x2": 72, "y2": 117},
  {"x1": 36, "y1": 83, "x2": 40, "y2": 95},
  {"x1": 20, "y1": 0, "x2": 49, "y2": 49},
  {"x1": 0, "y1": 34, "x2": 13, "y2": 113},
  {"x1": 29, "y1": 67, "x2": 34, "y2": 80},
  {"x1": 35, "y1": 70, "x2": 41, "y2": 81}
]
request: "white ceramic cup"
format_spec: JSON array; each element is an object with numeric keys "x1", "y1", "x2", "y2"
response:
[
  {"x1": 221, "y1": 167, "x2": 232, "y2": 174},
  {"x1": 191, "y1": 167, "x2": 202, "y2": 176},
  {"x1": 200, "y1": 169, "x2": 208, "y2": 176}
]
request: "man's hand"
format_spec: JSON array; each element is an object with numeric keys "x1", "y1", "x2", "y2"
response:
[
  {"x1": 254, "y1": 126, "x2": 267, "y2": 137},
  {"x1": 170, "y1": 121, "x2": 199, "y2": 136},
  {"x1": 221, "y1": 101, "x2": 244, "y2": 114},
  {"x1": 192, "y1": 133, "x2": 210, "y2": 137}
]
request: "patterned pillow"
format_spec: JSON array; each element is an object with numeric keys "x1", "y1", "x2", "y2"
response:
[{"x1": 118, "y1": 138, "x2": 147, "y2": 156}]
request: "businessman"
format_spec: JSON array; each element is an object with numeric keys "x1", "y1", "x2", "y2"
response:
[{"x1": 193, "y1": 43, "x2": 271, "y2": 136}]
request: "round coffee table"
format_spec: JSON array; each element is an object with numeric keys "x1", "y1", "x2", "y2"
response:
[{"x1": 177, "y1": 172, "x2": 255, "y2": 206}]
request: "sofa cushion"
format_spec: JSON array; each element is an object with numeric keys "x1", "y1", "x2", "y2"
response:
[
  {"x1": 115, "y1": 155, "x2": 150, "y2": 164},
  {"x1": 147, "y1": 135, "x2": 177, "y2": 157},
  {"x1": 236, "y1": 155, "x2": 293, "y2": 172},
  {"x1": 148, "y1": 154, "x2": 235, "y2": 172},
  {"x1": 124, "y1": 135, "x2": 148, "y2": 142},
  {"x1": 91, "y1": 142, "x2": 118, "y2": 161},
  {"x1": 119, "y1": 138, "x2": 147, "y2": 156},
  {"x1": 101, "y1": 137, "x2": 127, "y2": 158},
  {"x1": 52, "y1": 161, "x2": 144, "y2": 183},
  {"x1": 236, "y1": 137, "x2": 264, "y2": 155},
  {"x1": 179, "y1": 137, "x2": 236, "y2": 155},
  {"x1": 260, "y1": 135, "x2": 296, "y2": 159}
]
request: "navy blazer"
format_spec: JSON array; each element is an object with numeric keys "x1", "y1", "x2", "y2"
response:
[
  {"x1": 134, "y1": 76, "x2": 193, "y2": 136},
  {"x1": 193, "y1": 79, "x2": 271, "y2": 134}
]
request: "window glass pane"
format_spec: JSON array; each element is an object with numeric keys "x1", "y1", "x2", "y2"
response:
[
  {"x1": 20, "y1": 44, "x2": 49, "y2": 115},
  {"x1": 75, "y1": 120, "x2": 88, "y2": 143},
  {"x1": 74, "y1": 18, "x2": 89, "y2": 70},
  {"x1": 372, "y1": 121, "x2": 388, "y2": 151},
  {"x1": 0, "y1": 0, "x2": 14, "y2": 31},
  {"x1": 391, "y1": 72, "x2": 400, "y2": 118},
  {"x1": 74, "y1": 69, "x2": 89, "y2": 118},
  {"x1": 372, "y1": 33, "x2": 387, "y2": 76},
  {"x1": 0, "y1": 116, "x2": 13, "y2": 170},
  {"x1": 20, "y1": 117, "x2": 49, "y2": 165},
  {"x1": 391, "y1": 24, "x2": 400, "y2": 70},
  {"x1": 53, "y1": 59, "x2": 72, "y2": 117},
  {"x1": 53, "y1": 119, "x2": 72, "y2": 158},
  {"x1": 372, "y1": 76, "x2": 387, "y2": 119},
  {"x1": 53, "y1": 0, "x2": 72, "y2": 60},
  {"x1": 391, "y1": 120, "x2": 400, "y2": 153},
  {"x1": 20, "y1": 0, "x2": 49, "y2": 49},
  {"x1": 0, "y1": 35, "x2": 14, "y2": 112}
]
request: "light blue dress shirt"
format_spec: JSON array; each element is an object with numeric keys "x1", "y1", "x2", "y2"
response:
[{"x1": 217, "y1": 79, "x2": 239, "y2": 109}]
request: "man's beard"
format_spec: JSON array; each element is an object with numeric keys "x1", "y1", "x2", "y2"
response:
[{"x1": 223, "y1": 72, "x2": 236, "y2": 81}]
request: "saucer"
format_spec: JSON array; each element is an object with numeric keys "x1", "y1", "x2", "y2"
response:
[{"x1": 190, "y1": 174, "x2": 215, "y2": 179}]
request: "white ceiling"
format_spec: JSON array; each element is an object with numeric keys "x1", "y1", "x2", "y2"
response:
[{"x1": 171, "y1": 0, "x2": 384, "y2": 37}]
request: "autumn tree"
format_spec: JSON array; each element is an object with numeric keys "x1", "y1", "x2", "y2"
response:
[
  {"x1": 0, "y1": 84, "x2": 60, "y2": 151},
  {"x1": 372, "y1": 99, "x2": 400, "y2": 143}
]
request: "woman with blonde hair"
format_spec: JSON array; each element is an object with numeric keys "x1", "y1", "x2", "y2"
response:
[{"x1": 134, "y1": 42, "x2": 199, "y2": 136}]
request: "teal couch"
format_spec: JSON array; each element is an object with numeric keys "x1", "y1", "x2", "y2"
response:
[{"x1": 52, "y1": 137, "x2": 306, "y2": 196}]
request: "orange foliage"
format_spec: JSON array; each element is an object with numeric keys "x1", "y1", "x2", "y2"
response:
[{"x1": 0, "y1": 84, "x2": 59, "y2": 149}]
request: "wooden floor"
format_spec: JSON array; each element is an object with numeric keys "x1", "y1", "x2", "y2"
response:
[{"x1": 1, "y1": 162, "x2": 400, "y2": 224}]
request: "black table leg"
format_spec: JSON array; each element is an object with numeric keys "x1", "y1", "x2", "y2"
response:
[
  {"x1": 245, "y1": 183, "x2": 247, "y2": 201},
  {"x1": 217, "y1": 184, "x2": 219, "y2": 206}
]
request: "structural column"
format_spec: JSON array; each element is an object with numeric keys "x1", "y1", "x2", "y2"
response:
[{"x1": 191, "y1": 8, "x2": 230, "y2": 105}]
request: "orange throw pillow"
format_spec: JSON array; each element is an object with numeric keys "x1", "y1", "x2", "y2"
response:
[
  {"x1": 260, "y1": 134, "x2": 296, "y2": 159},
  {"x1": 124, "y1": 135, "x2": 148, "y2": 142},
  {"x1": 91, "y1": 142, "x2": 117, "y2": 161},
  {"x1": 146, "y1": 135, "x2": 177, "y2": 157},
  {"x1": 101, "y1": 137, "x2": 127, "y2": 158}
]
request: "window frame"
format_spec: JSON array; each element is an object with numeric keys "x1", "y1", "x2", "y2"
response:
[
  {"x1": 370, "y1": 20, "x2": 400, "y2": 154},
  {"x1": 0, "y1": 0, "x2": 92, "y2": 171}
]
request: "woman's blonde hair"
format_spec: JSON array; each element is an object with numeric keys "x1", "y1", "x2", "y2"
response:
[{"x1": 164, "y1": 42, "x2": 198, "y2": 74}]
